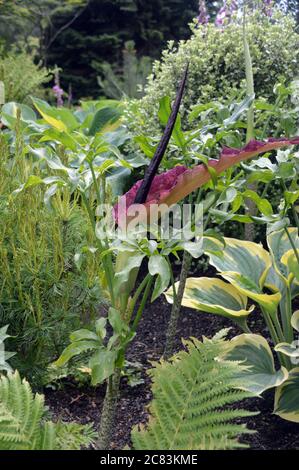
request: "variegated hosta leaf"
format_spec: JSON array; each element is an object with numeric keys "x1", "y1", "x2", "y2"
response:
[
  {"x1": 281, "y1": 250, "x2": 299, "y2": 283},
  {"x1": 274, "y1": 367, "x2": 299, "y2": 423},
  {"x1": 291, "y1": 310, "x2": 299, "y2": 332},
  {"x1": 275, "y1": 342, "x2": 299, "y2": 359},
  {"x1": 266, "y1": 228, "x2": 299, "y2": 296},
  {"x1": 165, "y1": 277, "x2": 254, "y2": 326},
  {"x1": 204, "y1": 237, "x2": 281, "y2": 315},
  {"x1": 223, "y1": 334, "x2": 288, "y2": 395}
]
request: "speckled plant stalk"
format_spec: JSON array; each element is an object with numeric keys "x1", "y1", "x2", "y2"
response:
[{"x1": 243, "y1": 5, "x2": 257, "y2": 241}]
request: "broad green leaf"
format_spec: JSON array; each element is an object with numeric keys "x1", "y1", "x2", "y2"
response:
[
  {"x1": 221, "y1": 272, "x2": 281, "y2": 316},
  {"x1": 275, "y1": 342, "x2": 299, "y2": 358},
  {"x1": 291, "y1": 310, "x2": 299, "y2": 332},
  {"x1": 88, "y1": 107, "x2": 122, "y2": 136},
  {"x1": 32, "y1": 97, "x2": 79, "y2": 131},
  {"x1": 70, "y1": 329, "x2": 99, "y2": 343},
  {"x1": 95, "y1": 318, "x2": 107, "y2": 340},
  {"x1": 223, "y1": 94, "x2": 255, "y2": 127},
  {"x1": 274, "y1": 368, "x2": 299, "y2": 423},
  {"x1": 204, "y1": 237, "x2": 272, "y2": 289},
  {"x1": 115, "y1": 252, "x2": 145, "y2": 294},
  {"x1": 281, "y1": 249, "x2": 299, "y2": 282},
  {"x1": 149, "y1": 255, "x2": 171, "y2": 302},
  {"x1": 204, "y1": 237, "x2": 280, "y2": 314},
  {"x1": 165, "y1": 277, "x2": 254, "y2": 325},
  {"x1": 267, "y1": 227, "x2": 299, "y2": 291},
  {"x1": 32, "y1": 98, "x2": 67, "y2": 132},
  {"x1": 89, "y1": 350, "x2": 117, "y2": 385},
  {"x1": 54, "y1": 340, "x2": 100, "y2": 367},
  {"x1": 224, "y1": 334, "x2": 288, "y2": 395},
  {"x1": 1, "y1": 102, "x2": 36, "y2": 128},
  {"x1": 108, "y1": 308, "x2": 127, "y2": 335},
  {"x1": 158, "y1": 96, "x2": 186, "y2": 148},
  {"x1": 243, "y1": 190, "x2": 273, "y2": 216},
  {"x1": 134, "y1": 135, "x2": 156, "y2": 158}
]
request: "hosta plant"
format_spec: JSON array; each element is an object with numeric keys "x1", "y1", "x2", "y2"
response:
[{"x1": 166, "y1": 226, "x2": 299, "y2": 422}]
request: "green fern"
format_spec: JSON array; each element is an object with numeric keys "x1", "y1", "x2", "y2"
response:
[
  {"x1": 0, "y1": 371, "x2": 96, "y2": 450},
  {"x1": 131, "y1": 331, "x2": 257, "y2": 450}
]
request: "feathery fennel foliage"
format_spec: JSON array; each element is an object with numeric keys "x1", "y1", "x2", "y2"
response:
[
  {"x1": 0, "y1": 371, "x2": 96, "y2": 450},
  {"x1": 132, "y1": 331, "x2": 257, "y2": 450}
]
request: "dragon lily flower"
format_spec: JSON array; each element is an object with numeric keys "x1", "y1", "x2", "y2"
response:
[{"x1": 114, "y1": 137, "x2": 299, "y2": 228}]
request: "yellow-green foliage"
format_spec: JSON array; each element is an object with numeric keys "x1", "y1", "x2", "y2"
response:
[
  {"x1": 0, "y1": 50, "x2": 51, "y2": 103},
  {"x1": 0, "y1": 127, "x2": 101, "y2": 373},
  {"x1": 131, "y1": 332, "x2": 257, "y2": 450},
  {"x1": 0, "y1": 371, "x2": 96, "y2": 450},
  {"x1": 127, "y1": 10, "x2": 299, "y2": 137}
]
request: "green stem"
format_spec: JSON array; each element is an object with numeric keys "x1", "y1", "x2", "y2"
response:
[
  {"x1": 131, "y1": 276, "x2": 154, "y2": 333},
  {"x1": 280, "y1": 287, "x2": 294, "y2": 344},
  {"x1": 126, "y1": 273, "x2": 152, "y2": 323},
  {"x1": 261, "y1": 306, "x2": 289, "y2": 369},
  {"x1": 292, "y1": 205, "x2": 299, "y2": 231}
]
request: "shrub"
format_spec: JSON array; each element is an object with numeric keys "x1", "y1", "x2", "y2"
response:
[
  {"x1": 0, "y1": 50, "x2": 51, "y2": 103},
  {"x1": 126, "y1": 10, "x2": 299, "y2": 137}
]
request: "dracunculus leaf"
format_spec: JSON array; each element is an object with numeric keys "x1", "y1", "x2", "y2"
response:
[{"x1": 114, "y1": 137, "x2": 299, "y2": 227}]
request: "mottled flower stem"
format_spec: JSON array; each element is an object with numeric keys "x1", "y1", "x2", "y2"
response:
[
  {"x1": 164, "y1": 251, "x2": 192, "y2": 360},
  {"x1": 96, "y1": 368, "x2": 121, "y2": 450}
]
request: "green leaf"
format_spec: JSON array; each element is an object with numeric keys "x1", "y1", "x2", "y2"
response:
[
  {"x1": 54, "y1": 340, "x2": 100, "y2": 367},
  {"x1": 108, "y1": 308, "x2": 127, "y2": 335},
  {"x1": 274, "y1": 342, "x2": 299, "y2": 358},
  {"x1": 274, "y1": 367, "x2": 299, "y2": 423},
  {"x1": 89, "y1": 350, "x2": 117, "y2": 385},
  {"x1": 158, "y1": 96, "x2": 186, "y2": 148},
  {"x1": 223, "y1": 94, "x2": 255, "y2": 127},
  {"x1": 148, "y1": 255, "x2": 171, "y2": 302},
  {"x1": 1, "y1": 102, "x2": 36, "y2": 128},
  {"x1": 165, "y1": 277, "x2": 254, "y2": 325},
  {"x1": 69, "y1": 329, "x2": 99, "y2": 343},
  {"x1": 134, "y1": 135, "x2": 156, "y2": 158},
  {"x1": 204, "y1": 236, "x2": 281, "y2": 315},
  {"x1": 32, "y1": 98, "x2": 67, "y2": 132},
  {"x1": 88, "y1": 107, "x2": 122, "y2": 136},
  {"x1": 224, "y1": 334, "x2": 288, "y2": 395},
  {"x1": 291, "y1": 311, "x2": 299, "y2": 332},
  {"x1": 95, "y1": 318, "x2": 107, "y2": 340}
]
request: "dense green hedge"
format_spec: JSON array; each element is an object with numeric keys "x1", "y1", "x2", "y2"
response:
[{"x1": 126, "y1": 10, "x2": 299, "y2": 136}]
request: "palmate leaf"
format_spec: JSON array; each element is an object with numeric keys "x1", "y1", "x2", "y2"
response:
[
  {"x1": 131, "y1": 333, "x2": 257, "y2": 450},
  {"x1": 0, "y1": 371, "x2": 96, "y2": 450}
]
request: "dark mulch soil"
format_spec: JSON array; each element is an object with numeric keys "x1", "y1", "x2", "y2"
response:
[{"x1": 45, "y1": 284, "x2": 299, "y2": 450}]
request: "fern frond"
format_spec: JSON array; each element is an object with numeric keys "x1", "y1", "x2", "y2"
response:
[
  {"x1": 0, "y1": 371, "x2": 96, "y2": 450},
  {"x1": 132, "y1": 334, "x2": 257, "y2": 450}
]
